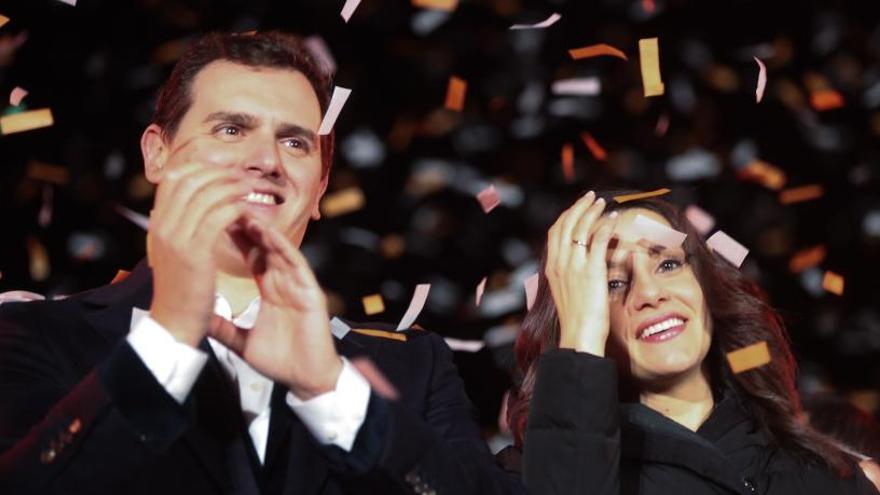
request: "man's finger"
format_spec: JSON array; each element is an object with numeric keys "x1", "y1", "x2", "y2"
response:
[{"x1": 208, "y1": 315, "x2": 249, "y2": 355}]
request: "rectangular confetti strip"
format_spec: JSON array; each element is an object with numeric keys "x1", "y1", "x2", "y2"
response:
[
  {"x1": 114, "y1": 204, "x2": 150, "y2": 230},
  {"x1": 739, "y1": 160, "x2": 787, "y2": 190},
  {"x1": 726, "y1": 341, "x2": 771, "y2": 374},
  {"x1": 475, "y1": 276, "x2": 487, "y2": 306},
  {"x1": 411, "y1": 0, "x2": 459, "y2": 11},
  {"x1": 56, "y1": 0, "x2": 77, "y2": 5},
  {"x1": 568, "y1": 43, "x2": 627, "y2": 61},
  {"x1": 551, "y1": 77, "x2": 601, "y2": 96},
  {"x1": 444, "y1": 76, "x2": 467, "y2": 111},
  {"x1": 706, "y1": 230, "x2": 749, "y2": 268},
  {"x1": 685, "y1": 205, "x2": 715, "y2": 235},
  {"x1": 318, "y1": 86, "x2": 352, "y2": 135},
  {"x1": 509, "y1": 12, "x2": 560, "y2": 30},
  {"x1": 632, "y1": 214, "x2": 687, "y2": 249},
  {"x1": 822, "y1": 271, "x2": 844, "y2": 296},
  {"x1": 788, "y1": 246, "x2": 826, "y2": 274},
  {"x1": 321, "y1": 186, "x2": 365, "y2": 218},
  {"x1": 754, "y1": 57, "x2": 767, "y2": 103},
  {"x1": 561, "y1": 143, "x2": 575, "y2": 182},
  {"x1": 810, "y1": 90, "x2": 844, "y2": 111},
  {"x1": 613, "y1": 188, "x2": 671, "y2": 204},
  {"x1": 580, "y1": 132, "x2": 607, "y2": 161},
  {"x1": 476, "y1": 184, "x2": 501, "y2": 213},
  {"x1": 340, "y1": 0, "x2": 361, "y2": 22},
  {"x1": 1, "y1": 108, "x2": 54, "y2": 135},
  {"x1": 779, "y1": 184, "x2": 824, "y2": 205},
  {"x1": 396, "y1": 283, "x2": 430, "y2": 330},
  {"x1": 362, "y1": 294, "x2": 385, "y2": 315},
  {"x1": 638, "y1": 38, "x2": 665, "y2": 97},
  {"x1": 524, "y1": 272, "x2": 539, "y2": 311},
  {"x1": 444, "y1": 337, "x2": 485, "y2": 353}
]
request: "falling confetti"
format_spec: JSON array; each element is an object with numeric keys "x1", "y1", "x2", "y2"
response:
[
  {"x1": 411, "y1": 0, "x2": 459, "y2": 11},
  {"x1": 350, "y1": 356, "x2": 399, "y2": 400},
  {"x1": 655, "y1": 113, "x2": 670, "y2": 136},
  {"x1": 475, "y1": 276, "x2": 487, "y2": 306},
  {"x1": 0, "y1": 108, "x2": 54, "y2": 135},
  {"x1": 822, "y1": 271, "x2": 844, "y2": 296},
  {"x1": 551, "y1": 78, "x2": 601, "y2": 96},
  {"x1": 318, "y1": 86, "x2": 352, "y2": 135},
  {"x1": 476, "y1": 184, "x2": 501, "y2": 213},
  {"x1": 810, "y1": 89, "x2": 844, "y2": 111},
  {"x1": 778, "y1": 184, "x2": 824, "y2": 205},
  {"x1": 580, "y1": 132, "x2": 607, "y2": 161},
  {"x1": 613, "y1": 188, "x2": 671, "y2": 204},
  {"x1": 114, "y1": 204, "x2": 149, "y2": 230},
  {"x1": 632, "y1": 214, "x2": 687, "y2": 249},
  {"x1": 706, "y1": 230, "x2": 749, "y2": 268},
  {"x1": 509, "y1": 12, "x2": 560, "y2": 30},
  {"x1": 568, "y1": 43, "x2": 627, "y2": 61},
  {"x1": 362, "y1": 294, "x2": 386, "y2": 315},
  {"x1": 444, "y1": 76, "x2": 467, "y2": 111},
  {"x1": 638, "y1": 38, "x2": 665, "y2": 97},
  {"x1": 37, "y1": 185, "x2": 52, "y2": 228},
  {"x1": 0, "y1": 15, "x2": 9, "y2": 28},
  {"x1": 330, "y1": 316, "x2": 352, "y2": 339},
  {"x1": 561, "y1": 143, "x2": 575, "y2": 182},
  {"x1": 396, "y1": 283, "x2": 430, "y2": 330},
  {"x1": 788, "y1": 246, "x2": 826, "y2": 274},
  {"x1": 727, "y1": 341, "x2": 771, "y2": 373},
  {"x1": 684, "y1": 205, "x2": 715, "y2": 235},
  {"x1": 26, "y1": 236, "x2": 50, "y2": 282},
  {"x1": 9, "y1": 86, "x2": 27, "y2": 106},
  {"x1": 321, "y1": 187, "x2": 365, "y2": 218},
  {"x1": 340, "y1": 0, "x2": 361, "y2": 22},
  {"x1": 524, "y1": 272, "x2": 539, "y2": 311},
  {"x1": 26, "y1": 161, "x2": 69, "y2": 185},
  {"x1": 754, "y1": 57, "x2": 767, "y2": 103},
  {"x1": 444, "y1": 337, "x2": 485, "y2": 352}
]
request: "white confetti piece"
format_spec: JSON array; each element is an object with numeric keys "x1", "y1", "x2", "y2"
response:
[
  {"x1": 340, "y1": 0, "x2": 361, "y2": 22},
  {"x1": 685, "y1": 205, "x2": 715, "y2": 235},
  {"x1": 551, "y1": 77, "x2": 601, "y2": 96},
  {"x1": 396, "y1": 283, "x2": 430, "y2": 330},
  {"x1": 754, "y1": 56, "x2": 767, "y2": 103},
  {"x1": 318, "y1": 86, "x2": 352, "y2": 135},
  {"x1": 38, "y1": 185, "x2": 52, "y2": 228},
  {"x1": 9, "y1": 86, "x2": 28, "y2": 106},
  {"x1": 476, "y1": 184, "x2": 501, "y2": 213},
  {"x1": 0, "y1": 290, "x2": 46, "y2": 305},
  {"x1": 707, "y1": 230, "x2": 749, "y2": 268},
  {"x1": 56, "y1": 0, "x2": 77, "y2": 5},
  {"x1": 509, "y1": 12, "x2": 560, "y2": 30},
  {"x1": 330, "y1": 316, "x2": 352, "y2": 339},
  {"x1": 475, "y1": 276, "x2": 487, "y2": 306},
  {"x1": 632, "y1": 214, "x2": 687, "y2": 249},
  {"x1": 114, "y1": 204, "x2": 149, "y2": 230},
  {"x1": 524, "y1": 272, "x2": 539, "y2": 311},
  {"x1": 444, "y1": 337, "x2": 485, "y2": 353}
]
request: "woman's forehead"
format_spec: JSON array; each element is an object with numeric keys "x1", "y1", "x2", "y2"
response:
[{"x1": 607, "y1": 207, "x2": 671, "y2": 242}]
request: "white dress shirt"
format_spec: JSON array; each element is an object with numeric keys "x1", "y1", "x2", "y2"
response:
[{"x1": 127, "y1": 295, "x2": 371, "y2": 463}]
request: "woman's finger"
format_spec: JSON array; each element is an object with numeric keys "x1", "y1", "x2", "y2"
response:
[{"x1": 565, "y1": 197, "x2": 608, "y2": 268}]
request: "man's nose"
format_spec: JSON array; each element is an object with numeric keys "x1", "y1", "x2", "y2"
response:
[{"x1": 242, "y1": 133, "x2": 283, "y2": 180}]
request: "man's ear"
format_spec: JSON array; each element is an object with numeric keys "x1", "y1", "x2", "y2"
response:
[
  {"x1": 310, "y1": 176, "x2": 330, "y2": 220},
  {"x1": 141, "y1": 124, "x2": 170, "y2": 184}
]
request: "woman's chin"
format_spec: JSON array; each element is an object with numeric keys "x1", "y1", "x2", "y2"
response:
[{"x1": 632, "y1": 354, "x2": 701, "y2": 384}]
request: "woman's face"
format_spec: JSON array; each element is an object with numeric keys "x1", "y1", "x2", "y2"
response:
[{"x1": 598, "y1": 207, "x2": 712, "y2": 385}]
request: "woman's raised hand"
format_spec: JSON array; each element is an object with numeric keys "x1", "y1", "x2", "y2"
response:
[{"x1": 545, "y1": 191, "x2": 618, "y2": 356}]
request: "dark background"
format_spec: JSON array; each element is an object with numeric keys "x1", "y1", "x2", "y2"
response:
[{"x1": 1, "y1": 0, "x2": 878, "y2": 440}]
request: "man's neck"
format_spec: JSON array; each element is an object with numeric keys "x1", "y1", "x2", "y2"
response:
[
  {"x1": 216, "y1": 271, "x2": 260, "y2": 317},
  {"x1": 639, "y1": 366, "x2": 714, "y2": 432}
]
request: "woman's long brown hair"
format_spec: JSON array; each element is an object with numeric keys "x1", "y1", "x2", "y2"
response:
[{"x1": 507, "y1": 192, "x2": 856, "y2": 476}]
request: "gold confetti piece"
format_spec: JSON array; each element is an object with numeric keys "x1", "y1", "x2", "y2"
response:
[
  {"x1": 26, "y1": 161, "x2": 69, "y2": 185},
  {"x1": 613, "y1": 188, "x2": 671, "y2": 204},
  {"x1": 380, "y1": 234, "x2": 405, "y2": 259},
  {"x1": 476, "y1": 184, "x2": 501, "y2": 213},
  {"x1": 754, "y1": 57, "x2": 767, "y2": 103},
  {"x1": 561, "y1": 143, "x2": 575, "y2": 183},
  {"x1": 739, "y1": 160, "x2": 786, "y2": 190},
  {"x1": 580, "y1": 132, "x2": 607, "y2": 161},
  {"x1": 362, "y1": 294, "x2": 385, "y2": 315},
  {"x1": 638, "y1": 38, "x2": 665, "y2": 97},
  {"x1": 810, "y1": 90, "x2": 844, "y2": 111},
  {"x1": 475, "y1": 276, "x2": 487, "y2": 306},
  {"x1": 778, "y1": 184, "x2": 824, "y2": 205},
  {"x1": 9, "y1": 86, "x2": 27, "y2": 106},
  {"x1": 351, "y1": 356, "x2": 400, "y2": 400},
  {"x1": 351, "y1": 328, "x2": 407, "y2": 342},
  {"x1": 26, "y1": 236, "x2": 50, "y2": 282},
  {"x1": 110, "y1": 269, "x2": 131, "y2": 284},
  {"x1": 320, "y1": 187, "x2": 365, "y2": 218},
  {"x1": 0, "y1": 15, "x2": 9, "y2": 28},
  {"x1": 822, "y1": 271, "x2": 844, "y2": 296},
  {"x1": 1, "y1": 108, "x2": 54, "y2": 135},
  {"x1": 568, "y1": 43, "x2": 628, "y2": 61},
  {"x1": 411, "y1": 0, "x2": 459, "y2": 11},
  {"x1": 788, "y1": 245, "x2": 826, "y2": 274},
  {"x1": 727, "y1": 341, "x2": 771, "y2": 374},
  {"x1": 444, "y1": 76, "x2": 467, "y2": 112}
]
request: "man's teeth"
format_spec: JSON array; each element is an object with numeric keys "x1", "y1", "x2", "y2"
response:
[
  {"x1": 244, "y1": 192, "x2": 276, "y2": 205},
  {"x1": 639, "y1": 318, "x2": 685, "y2": 339}
]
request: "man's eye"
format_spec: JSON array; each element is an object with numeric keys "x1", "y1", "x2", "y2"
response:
[
  {"x1": 283, "y1": 138, "x2": 309, "y2": 150},
  {"x1": 216, "y1": 125, "x2": 241, "y2": 137}
]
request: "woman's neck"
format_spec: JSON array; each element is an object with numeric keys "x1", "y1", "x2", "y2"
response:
[
  {"x1": 639, "y1": 366, "x2": 715, "y2": 432},
  {"x1": 216, "y1": 271, "x2": 260, "y2": 317}
]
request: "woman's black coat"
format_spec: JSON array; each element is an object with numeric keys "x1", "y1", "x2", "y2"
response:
[{"x1": 503, "y1": 349, "x2": 878, "y2": 494}]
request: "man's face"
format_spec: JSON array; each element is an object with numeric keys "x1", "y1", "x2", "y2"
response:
[{"x1": 142, "y1": 61, "x2": 328, "y2": 274}]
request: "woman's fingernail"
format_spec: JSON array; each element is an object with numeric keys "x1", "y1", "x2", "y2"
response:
[{"x1": 609, "y1": 211, "x2": 619, "y2": 219}]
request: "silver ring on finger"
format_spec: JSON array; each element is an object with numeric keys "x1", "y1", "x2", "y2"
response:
[{"x1": 572, "y1": 238, "x2": 589, "y2": 248}]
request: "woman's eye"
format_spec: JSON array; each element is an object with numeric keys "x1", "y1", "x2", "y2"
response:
[
  {"x1": 659, "y1": 258, "x2": 683, "y2": 272},
  {"x1": 608, "y1": 279, "x2": 628, "y2": 292}
]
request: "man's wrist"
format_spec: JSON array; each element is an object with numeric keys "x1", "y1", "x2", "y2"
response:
[{"x1": 287, "y1": 357, "x2": 345, "y2": 400}]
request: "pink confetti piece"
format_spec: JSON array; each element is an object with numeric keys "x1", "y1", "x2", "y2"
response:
[
  {"x1": 754, "y1": 57, "x2": 767, "y2": 103},
  {"x1": 551, "y1": 77, "x2": 601, "y2": 96},
  {"x1": 524, "y1": 272, "x2": 539, "y2": 311},
  {"x1": 444, "y1": 337, "x2": 485, "y2": 353},
  {"x1": 475, "y1": 276, "x2": 487, "y2": 306},
  {"x1": 350, "y1": 356, "x2": 399, "y2": 400},
  {"x1": 396, "y1": 283, "x2": 430, "y2": 330},
  {"x1": 56, "y1": 0, "x2": 77, "y2": 5},
  {"x1": 9, "y1": 86, "x2": 28, "y2": 106},
  {"x1": 706, "y1": 230, "x2": 749, "y2": 268},
  {"x1": 509, "y1": 12, "x2": 560, "y2": 30},
  {"x1": 114, "y1": 204, "x2": 149, "y2": 230},
  {"x1": 685, "y1": 205, "x2": 715, "y2": 235},
  {"x1": 318, "y1": 86, "x2": 352, "y2": 135},
  {"x1": 632, "y1": 214, "x2": 687, "y2": 249},
  {"x1": 304, "y1": 36, "x2": 337, "y2": 74},
  {"x1": 0, "y1": 290, "x2": 46, "y2": 304},
  {"x1": 37, "y1": 185, "x2": 52, "y2": 228},
  {"x1": 655, "y1": 113, "x2": 670, "y2": 136},
  {"x1": 340, "y1": 0, "x2": 361, "y2": 22},
  {"x1": 476, "y1": 184, "x2": 501, "y2": 213}
]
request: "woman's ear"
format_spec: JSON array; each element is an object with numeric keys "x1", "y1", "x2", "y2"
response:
[
  {"x1": 310, "y1": 177, "x2": 329, "y2": 220},
  {"x1": 141, "y1": 124, "x2": 169, "y2": 184}
]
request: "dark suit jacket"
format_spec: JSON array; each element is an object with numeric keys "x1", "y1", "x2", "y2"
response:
[{"x1": 0, "y1": 261, "x2": 523, "y2": 495}]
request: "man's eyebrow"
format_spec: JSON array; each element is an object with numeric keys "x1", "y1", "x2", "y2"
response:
[
  {"x1": 203, "y1": 111, "x2": 258, "y2": 127},
  {"x1": 275, "y1": 123, "x2": 317, "y2": 146}
]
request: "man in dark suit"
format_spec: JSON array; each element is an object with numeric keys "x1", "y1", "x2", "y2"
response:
[{"x1": 0, "y1": 31, "x2": 522, "y2": 495}]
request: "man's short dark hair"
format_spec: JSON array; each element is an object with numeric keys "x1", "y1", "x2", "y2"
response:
[{"x1": 152, "y1": 31, "x2": 334, "y2": 177}]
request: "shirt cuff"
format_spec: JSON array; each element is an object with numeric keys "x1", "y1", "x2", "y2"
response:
[
  {"x1": 126, "y1": 313, "x2": 209, "y2": 404},
  {"x1": 286, "y1": 357, "x2": 371, "y2": 451}
]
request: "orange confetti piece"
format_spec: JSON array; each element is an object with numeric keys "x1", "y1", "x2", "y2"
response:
[
  {"x1": 561, "y1": 143, "x2": 575, "y2": 182},
  {"x1": 26, "y1": 161, "x2": 69, "y2": 185},
  {"x1": 444, "y1": 76, "x2": 467, "y2": 112},
  {"x1": 362, "y1": 294, "x2": 386, "y2": 315},
  {"x1": 810, "y1": 90, "x2": 844, "y2": 111},
  {"x1": 320, "y1": 187, "x2": 365, "y2": 218},
  {"x1": 778, "y1": 184, "x2": 824, "y2": 205},
  {"x1": 613, "y1": 188, "x2": 671, "y2": 204},
  {"x1": 380, "y1": 234, "x2": 405, "y2": 259},
  {"x1": 822, "y1": 271, "x2": 844, "y2": 296},
  {"x1": 411, "y1": 0, "x2": 459, "y2": 11},
  {"x1": 788, "y1": 245, "x2": 826, "y2": 274},
  {"x1": 0, "y1": 15, "x2": 9, "y2": 28},
  {"x1": 0, "y1": 108, "x2": 54, "y2": 135},
  {"x1": 568, "y1": 43, "x2": 628, "y2": 61},
  {"x1": 580, "y1": 132, "x2": 607, "y2": 161},
  {"x1": 739, "y1": 160, "x2": 787, "y2": 190},
  {"x1": 727, "y1": 341, "x2": 771, "y2": 373},
  {"x1": 26, "y1": 236, "x2": 50, "y2": 282},
  {"x1": 638, "y1": 38, "x2": 665, "y2": 97},
  {"x1": 110, "y1": 269, "x2": 131, "y2": 284}
]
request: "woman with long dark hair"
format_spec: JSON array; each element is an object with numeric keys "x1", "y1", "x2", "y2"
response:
[{"x1": 504, "y1": 190, "x2": 878, "y2": 494}]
